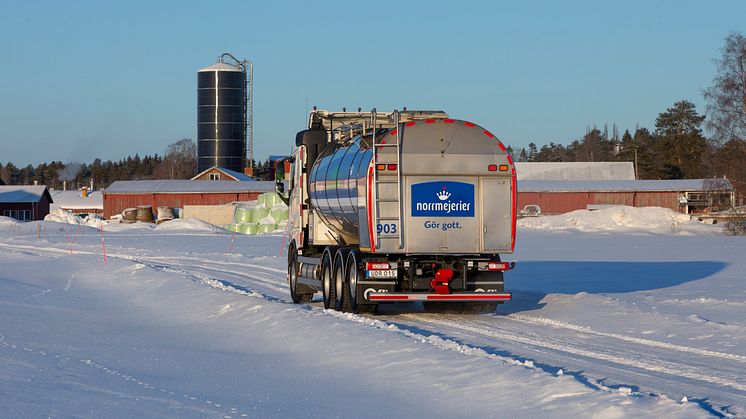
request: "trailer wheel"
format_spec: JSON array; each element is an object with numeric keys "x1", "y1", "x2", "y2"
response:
[
  {"x1": 321, "y1": 248, "x2": 335, "y2": 309},
  {"x1": 333, "y1": 249, "x2": 350, "y2": 311},
  {"x1": 344, "y1": 251, "x2": 377, "y2": 314},
  {"x1": 288, "y1": 244, "x2": 313, "y2": 304}
]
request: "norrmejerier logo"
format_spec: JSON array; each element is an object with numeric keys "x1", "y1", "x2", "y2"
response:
[{"x1": 411, "y1": 181, "x2": 475, "y2": 217}]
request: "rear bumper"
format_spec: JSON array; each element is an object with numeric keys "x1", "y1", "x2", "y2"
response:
[{"x1": 367, "y1": 292, "x2": 511, "y2": 302}]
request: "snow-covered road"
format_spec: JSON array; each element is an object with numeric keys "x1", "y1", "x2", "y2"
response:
[{"x1": 1, "y1": 212, "x2": 744, "y2": 417}]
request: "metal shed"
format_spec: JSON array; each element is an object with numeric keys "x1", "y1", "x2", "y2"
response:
[
  {"x1": 517, "y1": 179, "x2": 735, "y2": 215},
  {"x1": 103, "y1": 180, "x2": 275, "y2": 219}
]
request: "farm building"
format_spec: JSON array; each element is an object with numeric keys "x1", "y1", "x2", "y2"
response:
[
  {"x1": 518, "y1": 178, "x2": 735, "y2": 215},
  {"x1": 515, "y1": 162, "x2": 635, "y2": 181},
  {"x1": 0, "y1": 185, "x2": 53, "y2": 221},
  {"x1": 50, "y1": 189, "x2": 103, "y2": 216},
  {"x1": 102, "y1": 180, "x2": 275, "y2": 219},
  {"x1": 191, "y1": 166, "x2": 254, "y2": 181}
]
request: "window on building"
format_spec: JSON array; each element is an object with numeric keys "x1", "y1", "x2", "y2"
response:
[
  {"x1": 3, "y1": 209, "x2": 31, "y2": 221},
  {"x1": 209, "y1": 173, "x2": 221, "y2": 180}
]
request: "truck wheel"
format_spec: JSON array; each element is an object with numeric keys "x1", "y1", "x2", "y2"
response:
[
  {"x1": 344, "y1": 250, "x2": 372, "y2": 314},
  {"x1": 333, "y1": 249, "x2": 350, "y2": 311},
  {"x1": 288, "y1": 245, "x2": 313, "y2": 304},
  {"x1": 321, "y1": 249, "x2": 335, "y2": 309}
]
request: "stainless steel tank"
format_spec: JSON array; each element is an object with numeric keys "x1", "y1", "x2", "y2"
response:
[{"x1": 308, "y1": 118, "x2": 515, "y2": 254}]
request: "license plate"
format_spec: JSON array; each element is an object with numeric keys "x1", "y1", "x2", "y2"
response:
[{"x1": 366, "y1": 269, "x2": 397, "y2": 279}]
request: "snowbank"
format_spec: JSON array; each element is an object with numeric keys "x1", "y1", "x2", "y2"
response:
[
  {"x1": 44, "y1": 208, "x2": 105, "y2": 229},
  {"x1": 518, "y1": 206, "x2": 716, "y2": 235},
  {"x1": 155, "y1": 218, "x2": 225, "y2": 233}
]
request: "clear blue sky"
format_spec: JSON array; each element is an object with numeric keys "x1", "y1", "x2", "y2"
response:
[{"x1": 1, "y1": 0, "x2": 744, "y2": 167}]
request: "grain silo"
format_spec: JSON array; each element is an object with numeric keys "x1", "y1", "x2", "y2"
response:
[{"x1": 197, "y1": 53, "x2": 253, "y2": 174}]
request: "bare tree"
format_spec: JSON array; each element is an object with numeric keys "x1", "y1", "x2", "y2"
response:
[
  {"x1": 154, "y1": 139, "x2": 197, "y2": 179},
  {"x1": 704, "y1": 32, "x2": 746, "y2": 144}
]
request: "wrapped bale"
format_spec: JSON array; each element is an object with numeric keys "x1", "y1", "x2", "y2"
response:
[
  {"x1": 252, "y1": 207, "x2": 270, "y2": 223},
  {"x1": 257, "y1": 223, "x2": 277, "y2": 234},
  {"x1": 269, "y1": 207, "x2": 289, "y2": 223},
  {"x1": 239, "y1": 223, "x2": 259, "y2": 235},
  {"x1": 156, "y1": 206, "x2": 174, "y2": 224},
  {"x1": 136, "y1": 205, "x2": 154, "y2": 223},
  {"x1": 235, "y1": 207, "x2": 254, "y2": 223},
  {"x1": 122, "y1": 208, "x2": 137, "y2": 224}
]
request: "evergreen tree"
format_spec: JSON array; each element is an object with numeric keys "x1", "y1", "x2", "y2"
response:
[{"x1": 654, "y1": 100, "x2": 708, "y2": 179}]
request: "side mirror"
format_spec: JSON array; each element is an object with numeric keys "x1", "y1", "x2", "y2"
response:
[{"x1": 275, "y1": 178, "x2": 285, "y2": 194}]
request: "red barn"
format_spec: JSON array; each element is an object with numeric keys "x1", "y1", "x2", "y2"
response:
[
  {"x1": 0, "y1": 185, "x2": 53, "y2": 221},
  {"x1": 103, "y1": 180, "x2": 275, "y2": 219},
  {"x1": 518, "y1": 179, "x2": 735, "y2": 215}
]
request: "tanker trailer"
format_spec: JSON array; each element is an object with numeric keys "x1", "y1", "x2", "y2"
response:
[{"x1": 284, "y1": 109, "x2": 516, "y2": 314}]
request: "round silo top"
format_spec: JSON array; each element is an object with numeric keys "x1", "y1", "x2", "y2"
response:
[{"x1": 198, "y1": 62, "x2": 243, "y2": 73}]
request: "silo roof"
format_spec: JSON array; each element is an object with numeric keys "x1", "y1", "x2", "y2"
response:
[{"x1": 198, "y1": 62, "x2": 243, "y2": 72}]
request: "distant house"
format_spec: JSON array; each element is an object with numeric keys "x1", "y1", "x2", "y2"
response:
[
  {"x1": 191, "y1": 166, "x2": 255, "y2": 182},
  {"x1": 102, "y1": 179, "x2": 275, "y2": 219},
  {"x1": 0, "y1": 185, "x2": 53, "y2": 221},
  {"x1": 50, "y1": 189, "x2": 104, "y2": 216}
]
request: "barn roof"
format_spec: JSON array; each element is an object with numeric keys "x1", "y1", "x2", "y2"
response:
[
  {"x1": 104, "y1": 180, "x2": 275, "y2": 194},
  {"x1": 191, "y1": 166, "x2": 255, "y2": 181},
  {"x1": 0, "y1": 185, "x2": 53, "y2": 203},
  {"x1": 515, "y1": 162, "x2": 635, "y2": 181},
  {"x1": 50, "y1": 190, "x2": 103, "y2": 210},
  {"x1": 518, "y1": 179, "x2": 734, "y2": 193}
]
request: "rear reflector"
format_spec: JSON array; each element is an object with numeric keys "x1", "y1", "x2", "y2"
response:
[
  {"x1": 488, "y1": 164, "x2": 498, "y2": 171},
  {"x1": 405, "y1": 121, "x2": 416, "y2": 127},
  {"x1": 488, "y1": 262, "x2": 510, "y2": 271},
  {"x1": 366, "y1": 262, "x2": 390, "y2": 270}
]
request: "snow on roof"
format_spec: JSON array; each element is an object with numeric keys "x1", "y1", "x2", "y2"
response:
[
  {"x1": 104, "y1": 180, "x2": 275, "y2": 194},
  {"x1": 0, "y1": 185, "x2": 52, "y2": 203},
  {"x1": 518, "y1": 179, "x2": 735, "y2": 193},
  {"x1": 198, "y1": 62, "x2": 243, "y2": 72},
  {"x1": 515, "y1": 162, "x2": 635, "y2": 181},
  {"x1": 191, "y1": 166, "x2": 255, "y2": 181},
  {"x1": 50, "y1": 190, "x2": 103, "y2": 210}
]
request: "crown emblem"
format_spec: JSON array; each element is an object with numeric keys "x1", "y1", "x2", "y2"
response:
[{"x1": 436, "y1": 190, "x2": 451, "y2": 201}]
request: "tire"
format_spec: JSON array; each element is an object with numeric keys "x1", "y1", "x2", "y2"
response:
[
  {"x1": 321, "y1": 248, "x2": 335, "y2": 309},
  {"x1": 333, "y1": 249, "x2": 350, "y2": 312},
  {"x1": 345, "y1": 251, "x2": 377, "y2": 314},
  {"x1": 288, "y1": 243, "x2": 313, "y2": 304}
]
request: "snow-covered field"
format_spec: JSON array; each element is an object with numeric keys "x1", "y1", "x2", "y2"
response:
[{"x1": 1, "y1": 207, "x2": 745, "y2": 418}]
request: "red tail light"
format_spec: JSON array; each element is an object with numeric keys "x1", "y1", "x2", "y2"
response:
[
  {"x1": 366, "y1": 262, "x2": 390, "y2": 270},
  {"x1": 387, "y1": 164, "x2": 397, "y2": 171},
  {"x1": 488, "y1": 164, "x2": 498, "y2": 171},
  {"x1": 487, "y1": 262, "x2": 510, "y2": 271}
]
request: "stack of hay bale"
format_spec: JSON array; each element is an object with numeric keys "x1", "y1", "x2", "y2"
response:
[{"x1": 224, "y1": 192, "x2": 288, "y2": 235}]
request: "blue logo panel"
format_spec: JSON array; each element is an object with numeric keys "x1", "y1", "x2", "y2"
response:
[{"x1": 411, "y1": 181, "x2": 474, "y2": 217}]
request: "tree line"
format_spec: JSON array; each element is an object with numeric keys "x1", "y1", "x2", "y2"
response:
[
  {"x1": 509, "y1": 99, "x2": 746, "y2": 186},
  {"x1": 0, "y1": 137, "x2": 275, "y2": 190}
]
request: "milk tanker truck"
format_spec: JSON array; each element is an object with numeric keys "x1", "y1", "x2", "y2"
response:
[{"x1": 284, "y1": 109, "x2": 516, "y2": 314}]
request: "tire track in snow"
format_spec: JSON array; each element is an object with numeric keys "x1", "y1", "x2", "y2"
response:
[
  {"x1": 397, "y1": 314, "x2": 746, "y2": 393},
  {"x1": 505, "y1": 313, "x2": 746, "y2": 363}
]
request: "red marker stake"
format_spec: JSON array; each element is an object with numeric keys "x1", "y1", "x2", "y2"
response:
[{"x1": 100, "y1": 225, "x2": 107, "y2": 264}]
